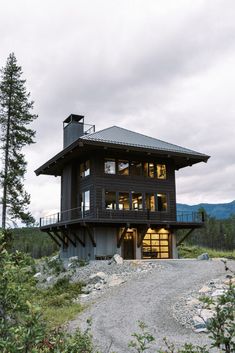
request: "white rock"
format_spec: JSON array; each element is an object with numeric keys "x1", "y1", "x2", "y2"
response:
[
  {"x1": 112, "y1": 254, "x2": 124, "y2": 264},
  {"x1": 33, "y1": 272, "x2": 42, "y2": 279},
  {"x1": 211, "y1": 289, "x2": 225, "y2": 297},
  {"x1": 94, "y1": 282, "x2": 104, "y2": 290},
  {"x1": 46, "y1": 276, "x2": 54, "y2": 283},
  {"x1": 198, "y1": 309, "x2": 214, "y2": 323},
  {"x1": 187, "y1": 298, "x2": 200, "y2": 306},
  {"x1": 95, "y1": 271, "x2": 107, "y2": 280},
  {"x1": 197, "y1": 253, "x2": 209, "y2": 260},
  {"x1": 199, "y1": 286, "x2": 211, "y2": 294},
  {"x1": 108, "y1": 275, "x2": 125, "y2": 287}
]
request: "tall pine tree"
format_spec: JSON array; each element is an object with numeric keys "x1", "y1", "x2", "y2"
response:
[{"x1": 0, "y1": 53, "x2": 37, "y2": 228}]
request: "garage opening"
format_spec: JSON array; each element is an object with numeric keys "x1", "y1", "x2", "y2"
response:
[{"x1": 142, "y1": 228, "x2": 171, "y2": 259}]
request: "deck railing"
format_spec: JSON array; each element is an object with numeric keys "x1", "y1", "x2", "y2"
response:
[{"x1": 40, "y1": 207, "x2": 204, "y2": 227}]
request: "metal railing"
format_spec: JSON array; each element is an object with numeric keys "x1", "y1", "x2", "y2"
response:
[{"x1": 40, "y1": 207, "x2": 204, "y2": 227}]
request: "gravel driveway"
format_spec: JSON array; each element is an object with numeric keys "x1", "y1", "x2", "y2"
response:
[{"x1": 68, "y1": 259, "x2": 235, "y2": 353}]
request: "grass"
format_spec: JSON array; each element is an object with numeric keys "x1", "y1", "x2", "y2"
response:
[
  {"x1": 179, "y1": 244, "x2": 235, "y2": 260},
  {"x1": 32, "y1": 277, "x2": 84, "y2": 328}
]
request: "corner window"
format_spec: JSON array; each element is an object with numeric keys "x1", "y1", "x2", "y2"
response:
[
  {"x1": 130, "y1": 161, "x2": 142, "y2": 176},
  {"x1": 118, "y1": 160, "x2": 129, "y2": 176},
  {"x1": 156, "y1": 164, "x2": 166, "y2": 179},
  {"x1": 132, "y1": 193, "x2": 143, "y2": 210},
  {"x1": 81, "y1": 190, "x2": 90, "y2": 211},
  {"x1": 119, "y1": 192, "x2": 130, "y2": 210},
  {"x1": 157, "y1": 193, "x2": 167, "y2": 211},
  {"x1": 105, "y1": 191, "x2": 116, "y2": 209},
  {"x1": 104, "y1": 159, "x2": 116, "y2": 174},
  {"x1": 80, "y1": 160, "x2": 90, "y2": 178},
  {"x1": 145, "y1": 193, "x2": 155, "y2": 211}
]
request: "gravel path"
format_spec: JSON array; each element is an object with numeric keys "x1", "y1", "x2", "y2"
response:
[{"x1": 68, "y1": 259, "x2": 235, "y2": 353}]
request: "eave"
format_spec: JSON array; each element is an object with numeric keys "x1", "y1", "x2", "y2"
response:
[{"x1": 34, "y1": 139, "x2": 210, "y2": 176}]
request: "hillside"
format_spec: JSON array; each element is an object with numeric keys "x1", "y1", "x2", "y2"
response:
[{"x1": 177, "y1": 200, "x2": 235, "y2": 219}]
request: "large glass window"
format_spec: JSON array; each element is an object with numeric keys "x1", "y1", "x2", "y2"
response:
[
  {"x1": 80, "y1": 160, "x2": 90, "y2": 178},
  {"x1": 132, "y1": 193, "x2": 143, "y2": 210},
  {"x1": 119, "y1": 192, "x2": 130, "y2": 210},
  {"x1": 104, "y1": 159, "x2": 116, "y2": 174},
  {"x1": 118, "y1": 160, "x2": 129, "y2": 176},
  {"x1": 143, "y1": 162, "x2": 154, "y2": 177},
  {"x1": 148, "y1": 163, "x2": 154, "y2": 178},
  {"x1": 157, "y1": 193, "x2": 167, "y2": 211},
  {"x1": 145, "y1": 193, "x2": 155, "y2": 211},
  {"x1": 156, "y1": 164, "x2": 166, "y2": 179},
  {"x1": 81, "y1": 190, "x2": 90, "y2": 211},
  {"x1": 105, "y1": 191, "x2": 116, "y2": 209},
  {"x1": 130, "y1": 161, "x2": 142, "y2": 176}
]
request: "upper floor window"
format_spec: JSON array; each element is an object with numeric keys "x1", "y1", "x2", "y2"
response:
[
  {"x1": 130, "y1": 161, "x2": 142, "y2": 176},
  {"x1": 80, "y1": 160, "x2": 90, "y2": 178},
  {"x1": 104, "y1": 158, "x2": 167, "y2": 179},
  {"x1": 146, "y1": 193, "x2": 155, "y2": 211},
  {"x1": 119, "y1": 192, "x2": 130, "y2": 210},
  {"x1": 81, "y1": 190, "x2": 90, "y2": 211},
  {"x1": 143, "y1": 162, "x2": 154, "y2": 178},
  {"x1": 104, "y1": 159, "x2": 116, "y2": 174},
  {"x1": 118, "y1": 160, "x2": 129, "y2": 176},
  {"x1": 156, "y1": 164, "x2": 166, "y2": 179},
  {"x1": 105, "y1": 191, "x2": 116, "y2": 209},
  {"x1": 132, "y1": 193, "x2": 143, "y2": 210},
  {"x1": 157, "y1": 193, "x2": 167, "y2": 211}
]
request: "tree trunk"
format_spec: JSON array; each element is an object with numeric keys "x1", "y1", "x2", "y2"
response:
[{"x1": 2, "y1": 74, "x2": 13, "y2": 229}]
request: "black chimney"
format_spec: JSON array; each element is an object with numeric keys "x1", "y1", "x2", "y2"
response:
[{"x1": 63, "y1": 114, "x2": 85, "y2": 148}]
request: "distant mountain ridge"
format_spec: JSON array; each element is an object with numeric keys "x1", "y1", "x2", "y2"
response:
[{"x1": 176, "y1": 200, "x2": 235, "y2": 219}]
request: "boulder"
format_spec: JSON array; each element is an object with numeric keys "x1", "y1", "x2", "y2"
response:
[
  {"x1": 198, "y1": 309, "x2": 214, "y2": 323},
  {"x1": 107, "y1": 274, "x2": 125, "y2": 287},
  {"x1": 197, "y1": 253, "x2": 209, "y2": 261},
  {"x1": 211, "y1": 289, "x2": 225, "y2": 297},
  {"x1": 111, "y1": 254, "x2": 124, "y2": 265},
  {"x1": 89, "y1": 272, "x2": 107, "y2": 284}
]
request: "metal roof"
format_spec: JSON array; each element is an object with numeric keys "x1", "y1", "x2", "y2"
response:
[
  {"x1": 35, "y1": 124, "x2": 210, "y2": 176},
  {"x1": 80, "y1": 125, "x2": 207, "y2": 157}
]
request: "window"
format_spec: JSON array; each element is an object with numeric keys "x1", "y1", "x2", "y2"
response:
[
  {"x1": 80, "y1": 160, "x2": 90, "y2": 178},
  {"x1": 118, "y1": 160, "x2": 129, "y2": 175},
  {"x1": 130, "y1": 161, "x2": 142, "y2": 176},
  {"x1": 81, "y1": 190, "x2": 90, "y2": 211},
  {"x1": 132, "y1": 193, "x2": 143, "y2": 210},
  {"x1": 104, "y1": 159, "x2": 116, "y2": 174},
  {"x1": 145, "y1": 193, "x2": 155, "y2": 211},
  {"x1": 105, "y1": 191, "x2": 116, "y2": 209},
  {"x1": 157, "y1": 193, "x2": 167, "y2": 211},
  {"x1": 156, "y1": 164, "x2": 166, "y2": 179},
  {"x1": 119, "y1": 192, "x2": 130, "y2": 210},
  {"x1": 148, "y1": 163, "x2": 154, "y2": 178},
  {"x1": 143, "y1": 162, "x2": 154, "y2": 178}
]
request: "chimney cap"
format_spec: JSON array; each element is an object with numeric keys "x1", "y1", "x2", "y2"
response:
[{"x1": 63, "y1": 114, "x2": 84, "y2": 124}]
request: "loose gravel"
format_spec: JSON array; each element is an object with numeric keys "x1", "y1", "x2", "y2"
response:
[{"x1": 67, "y1": 259, "x2": 235, "y2": 353}]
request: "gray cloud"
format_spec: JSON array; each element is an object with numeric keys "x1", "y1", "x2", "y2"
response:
[{"x1": 0, "y1": 0, "x2": 235, "y2": 220}]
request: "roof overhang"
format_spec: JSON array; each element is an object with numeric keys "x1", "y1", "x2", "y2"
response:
[{"x1": 34, "y1": 139, "x2": 210, "y2": 176}]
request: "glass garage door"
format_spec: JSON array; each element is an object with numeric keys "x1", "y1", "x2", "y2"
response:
[{"x1": 142, "y1": 231, "x2": 170, "y2": 259}]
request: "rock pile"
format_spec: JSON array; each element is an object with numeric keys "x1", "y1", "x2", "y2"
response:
[
  {"x1": 173, "y1": 276, "x2": 235, "y2": 333},
  {"x1": 34, "y1": 254, "x2": 163, "y2": 297}
]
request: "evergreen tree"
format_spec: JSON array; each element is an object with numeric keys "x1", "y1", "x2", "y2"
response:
[{"x1": 0, "y1": 53, "x2": 37, "y2": 228}]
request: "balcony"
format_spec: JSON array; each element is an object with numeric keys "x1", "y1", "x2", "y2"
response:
[{"x1": 40, "y1": 206, "x2": 205, "y2": 229}]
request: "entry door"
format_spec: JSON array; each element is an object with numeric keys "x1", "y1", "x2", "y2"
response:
[{"x1": 123, "y1": 233, "x2": 134, "y2": 259}]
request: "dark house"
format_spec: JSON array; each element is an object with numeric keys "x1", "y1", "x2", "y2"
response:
[{"x1": 35, "y1": 114, "x2": 210, "y2": 260}]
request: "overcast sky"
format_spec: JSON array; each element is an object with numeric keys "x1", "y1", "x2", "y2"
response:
[{"x1": 1, "y1": 0, "x2": 235, "y2": 221}]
